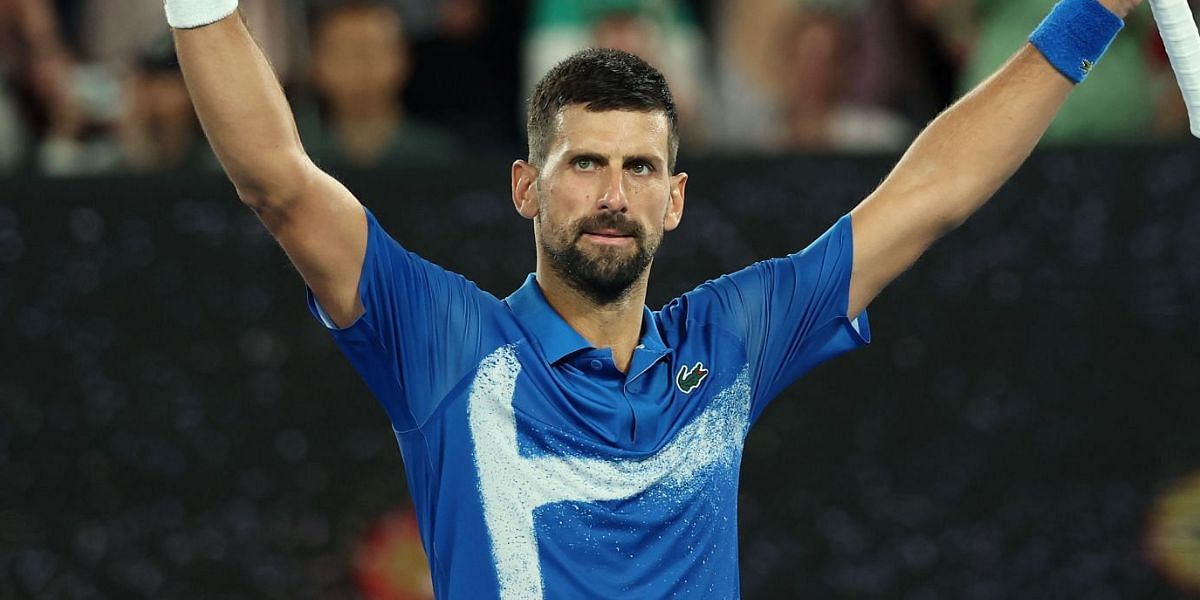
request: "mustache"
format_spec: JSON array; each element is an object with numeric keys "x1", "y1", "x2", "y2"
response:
[{"x1": 572, "y1": 213, "x2": 644, "y2": 239}]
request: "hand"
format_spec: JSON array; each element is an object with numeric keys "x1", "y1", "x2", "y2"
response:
[{"x1": 1096, "y1": 0, "x2": 1143, "y2": 19}]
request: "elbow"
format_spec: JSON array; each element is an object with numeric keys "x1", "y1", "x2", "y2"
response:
[
  {"x1": 920, "y1": 176, "x2": 991, "y2": 235},
  {"x1": 940, "y1": 183, "x2": 1002, "y2": 233},
  {"x1": 879, "y1": 180, "x2": 971, "y2": 237},
  {"x1": 230, "y1": 151, "x2": 314, "y2": 212},
  {"x1": 938, "y1": 205, "x2": 972, "y2": 234},
  {"x1": 234, "y1": 182, "x2": 289, "y2": 212}
]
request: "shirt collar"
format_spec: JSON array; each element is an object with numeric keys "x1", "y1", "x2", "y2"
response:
[{"x1": 504, "y1": 273, "x2": 669, "y2": 365}]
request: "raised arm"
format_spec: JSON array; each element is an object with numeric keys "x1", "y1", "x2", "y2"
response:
[
  {"x1": 846, "y1": 0, "x2": 1141, "y2": 317},
  {"x1": 172, "y1": 5, "x2": 366, "y2": 326}
]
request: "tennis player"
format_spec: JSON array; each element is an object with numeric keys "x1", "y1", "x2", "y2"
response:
[{"x1": 167, "y1": 0, "x2": 1140, "y2": 597}]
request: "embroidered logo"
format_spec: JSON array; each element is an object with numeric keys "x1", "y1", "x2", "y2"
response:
[
  {"x1": 675, "y1": 362, "x2": 710, "y2": 394},
  {"x1": 1080, "y1": 59, "x2": 1094, "y2": 76}
]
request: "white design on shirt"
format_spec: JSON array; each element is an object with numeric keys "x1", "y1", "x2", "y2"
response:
[{"x1": 467, "y1": 344, "x2": 750, "y2": 600}]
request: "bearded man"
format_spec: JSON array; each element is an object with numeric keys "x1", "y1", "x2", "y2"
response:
[{"x1": 166, "y1": 0, "x2": 1141, "y2": 596}]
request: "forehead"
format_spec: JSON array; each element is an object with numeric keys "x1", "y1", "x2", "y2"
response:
[
  {"x1": 550, "y1": 105, "x2": 670, "y2": 158},
  {"x1": 315, "y1": 8, "x2": 403, "y2": 45}
]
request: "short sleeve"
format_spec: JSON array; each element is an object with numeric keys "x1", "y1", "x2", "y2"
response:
[
  {"x1": 671, "y1": 213, "x2": 871, "y2": 423},
  {"x1": 306, "y1": 208, "x2": 490, "y2": 432}
]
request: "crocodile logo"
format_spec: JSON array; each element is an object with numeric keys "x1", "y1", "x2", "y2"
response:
[
  {"x1": 1080, "y1": 59, "x2": 1094, "y2": 76},
  {"x1": 675, "y1": 362, "x2": 709, "y2": 394}
]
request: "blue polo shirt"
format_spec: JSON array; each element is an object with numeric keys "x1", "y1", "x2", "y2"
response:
[{"x1": 308, "y1": 208, "x2": 870, "y2": 599}]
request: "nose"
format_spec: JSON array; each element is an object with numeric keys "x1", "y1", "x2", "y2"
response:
[{"x1": 597, "y1": 168, "x2": 628, "y2": 213}]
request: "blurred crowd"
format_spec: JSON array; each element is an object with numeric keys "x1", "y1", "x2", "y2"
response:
[{"x1": 0, "y1": 0, "x2": 1193, "y2": 177}]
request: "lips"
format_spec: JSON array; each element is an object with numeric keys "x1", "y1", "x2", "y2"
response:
[
  {"x1": 573, "y1": 214, "x2": 642, "y2": 243},
  {"x1": 584, "y1": 228, "x2": 632, "y2": 238}
]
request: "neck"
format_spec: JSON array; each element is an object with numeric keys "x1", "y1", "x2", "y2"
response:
[
  {"x1": 535, "y1": 266, "x2": 650, "y2": 373},
  {"x1": 330, "y1": 108, "x2": 402, "y2": 165},
  {"x1": 331, "y1": 100, "x2": 402, "y2": 124}
]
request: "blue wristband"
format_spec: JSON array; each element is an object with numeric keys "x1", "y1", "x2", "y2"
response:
[{"x1": 1029, "y1": 0, "x2": 1124, "y2": 84}]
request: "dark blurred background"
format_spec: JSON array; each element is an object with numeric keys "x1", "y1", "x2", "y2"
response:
[
  {"x1": 4, "y1": 0, "x2": 1200, "y2": 598},
  {"x1": 5, "y1": 148, "x2": 1200, "y2": 598}
]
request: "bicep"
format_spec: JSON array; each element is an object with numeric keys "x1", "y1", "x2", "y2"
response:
[
  {"x1": 255, "y1": 159, "x2": 368, "y2": 327},
  {"x1": 848, "y1": 186, "x2": 954, "y2": 317}
]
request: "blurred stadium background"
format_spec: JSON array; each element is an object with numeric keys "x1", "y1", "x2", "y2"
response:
[{"x1": 3, "y1": 0, "x2": 1200, "y2": 598}]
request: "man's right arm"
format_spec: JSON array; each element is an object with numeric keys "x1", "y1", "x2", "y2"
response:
[{"x1": 174, "y1": 10, "x2": 367, "y2": 327}]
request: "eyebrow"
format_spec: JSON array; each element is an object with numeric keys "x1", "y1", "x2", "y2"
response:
[{"x1": 567, "y1": 151, "x2": 664, "y2": 169}]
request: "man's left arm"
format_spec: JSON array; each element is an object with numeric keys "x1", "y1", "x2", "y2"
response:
[{"x1": 847, "y1": 0, "x2": 1141, "y2": 317}]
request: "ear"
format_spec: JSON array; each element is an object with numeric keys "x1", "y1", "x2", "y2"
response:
[
  {"x1": 663, "y1": 171, "x2": 687, "y2": 232},
  {"x1": 512, "y1": 160, "x2": 540, "y2": 220}
]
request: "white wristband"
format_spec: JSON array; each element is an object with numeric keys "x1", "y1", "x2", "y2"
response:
[{"x1": 164, "y1": 0, "x2": 238, "y2": 29}]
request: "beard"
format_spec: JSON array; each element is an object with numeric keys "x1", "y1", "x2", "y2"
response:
[{"x1": 538, "y1": 210, "x2": 660, "y2": 305}]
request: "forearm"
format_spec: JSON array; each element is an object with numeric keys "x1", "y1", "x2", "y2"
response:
[
  {"x1": 868, "y1": 0, "x2": 1136, "y2": 229},
  {"x1": 871, "y1": 44, "x2": 1072, "y2": 229},
  {"x1": 845, "y1": 0, "x2": 1137, "y2": 316},
  {"x1": 173, "y1": 11, "x2": 307, "y2": 207}
]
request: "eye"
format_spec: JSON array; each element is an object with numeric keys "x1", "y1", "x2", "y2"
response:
[
  {"x1": 630, "y1": 162, "x2": 654, "y2": 175},
  {"x1": 574, "y1": 157, "x2": 596, "y2": 171}
]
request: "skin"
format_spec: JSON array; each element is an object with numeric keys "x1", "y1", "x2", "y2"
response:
[
  {"x1": 172, "y1": 0, "x2": 1142, "y2": 374},
  {"x1": 510, "y1": 106, "x2": 686, "y2": 372},
  {"x1": 310, "y1": 6, "x2": 409, "y2": 120},
  {"x1": 309, "y1": 6, "x2": 410, "y2": 166}
]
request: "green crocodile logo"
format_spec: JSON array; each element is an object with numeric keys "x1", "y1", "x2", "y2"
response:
[{"x1": 675, "y1": 362, "x2": 709, "y2": 394}]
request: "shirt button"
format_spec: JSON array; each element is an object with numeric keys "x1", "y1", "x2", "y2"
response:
[{"x1": 589, "y1": 359, "x2": 603, "y2": 371}]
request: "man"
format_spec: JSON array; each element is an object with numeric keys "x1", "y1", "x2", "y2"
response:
[
  {"x1": 167, "y1": 0, "x2": 1141, "y2": 597},
  {"x1": 300, "y1": 1, "x2": 459, "y2": 168}
]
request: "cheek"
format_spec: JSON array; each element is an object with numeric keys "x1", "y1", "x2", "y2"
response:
[
  {"x1": 539, "y1": 180, "x2": 589, "y2": 221},
  {"x1": 534, "y1": 200, "x2": 572, "y2": 242},
  {"x1": 553, "y1": 175, "x2": 598, "y2": 207},
  {"x1": 631, "y1": 181, "x2": 671, "y2": 220}
]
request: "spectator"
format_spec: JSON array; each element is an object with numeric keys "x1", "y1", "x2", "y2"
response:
[
  {"x1": 308, "y1": 0, "x2": 448, "y2": 42},
  {"x1": 522, "y1": 0, "x2": 709, "y2": 146},
  {"x1": 707, "y1": 0, "x2": 797, "y2": 150},
  {"x1": 956, "y1": 0, "x2": 1173, "y2": 143},
  {"x1": 298, "y1": 0, "x2": 459, "y2": 170},
  {"x1": 33, "y1": 53, "x2": 125, "y2": 175},
  {"x1": 0, "y1": 0, "x2": 62, "y2": 76},
  {"x1": 3, "y1": 0, "x2": 125, "y2": 175},
  {"x1": 72, "y1": 0, "x2": 304, "y2": 86},
  {"x1": 12, "y1": 0, "x2": 295, "y2": 175},
  {"x1": 116, "y1": 39, "x2": 215, "y2": 172},
  {"x1": 37, "y1": 37, "x2": 214, "y2": 176},
  {"x1": 774, "y1": 8, "x2": 911, "y2": 152},
  {"x1": 404, "y1": 0, "x2": 526, "y2": 153},
  {"x1": 1, "y1": 0, "x2": 72, "y2": 172},
  {"x1": 707, "y1": 0, "x2": 911, "y2": 153},
  {"x1": 852, "y1": 0, "x2": 967, "y2": 127}
]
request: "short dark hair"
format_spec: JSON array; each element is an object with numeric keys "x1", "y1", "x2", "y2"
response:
[
  {"x1": 526, "y1": 48, "x2": 679, "y2": 171},
  {"x1": 308, "y1": 0, "x2": 404, "y2": 41}
]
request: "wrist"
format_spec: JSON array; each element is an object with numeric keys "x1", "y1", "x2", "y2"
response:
[
  {"x1": 164, "y1": 0, "x2": 238, "y2": 29},
  {"x1": 1095, "y1": 0, "x2": 1134, "y2": 19},
  {"x1": 1029, "y1": 0, "x2": 1125, "y2": 84}
]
